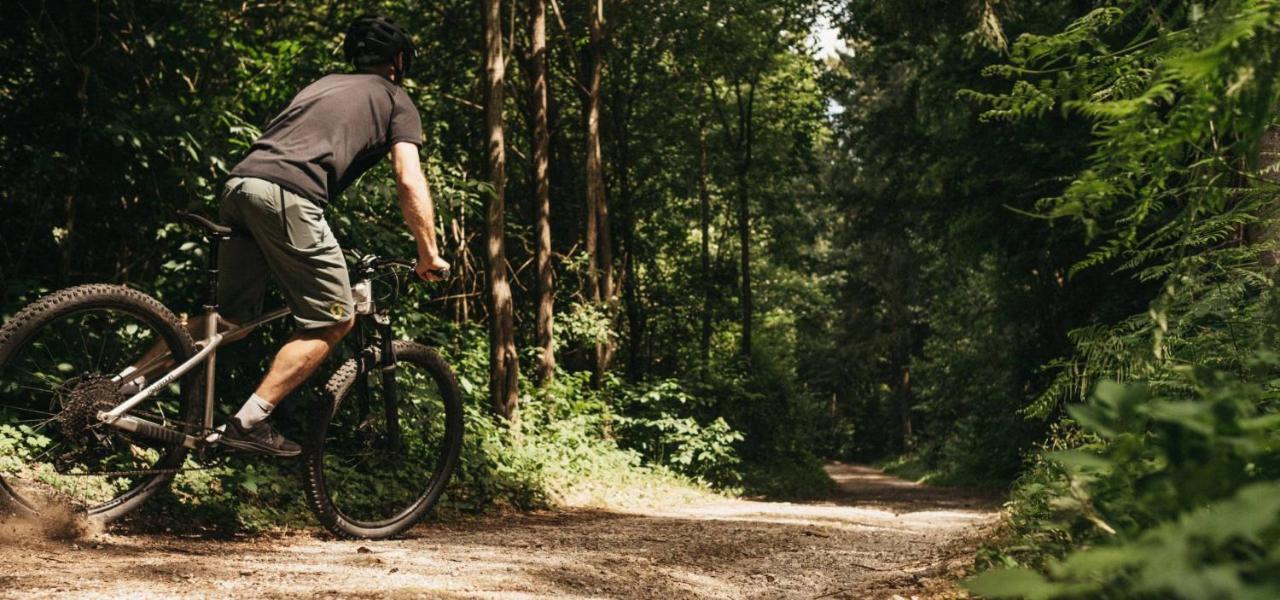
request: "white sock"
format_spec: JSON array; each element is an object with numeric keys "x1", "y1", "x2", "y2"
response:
[{"x1": 233, "y1": 394, "x2": 274, "y2": 429}]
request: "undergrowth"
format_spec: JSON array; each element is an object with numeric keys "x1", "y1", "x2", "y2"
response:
[
  {"x1": 114, "y1": 326, "x2": 785, "y2": 533},
  {"x1": 956, "y1": 2, "x2": 1280, "y2": 597},
  {"x1": 971, "y1": 358, "x2": 1280, "y2": 598}
]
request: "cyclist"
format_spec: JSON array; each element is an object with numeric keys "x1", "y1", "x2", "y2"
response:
[{"x1": 167, "y1": 14, "x2": 447, "y2": 457}]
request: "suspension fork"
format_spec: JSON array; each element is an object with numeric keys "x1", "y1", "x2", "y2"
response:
[
  {"x1": 353, "y1": 318, "x2": 371, "y2": 426},
  {"x1": 377, "y1": 316, "x2": 402, "y2": 452}
]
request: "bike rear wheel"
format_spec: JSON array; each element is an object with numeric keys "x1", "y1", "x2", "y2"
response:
[
  {"x1": 304, "y1": 340, "x2": 463, "y2": 539},
  {"x1": 0, "y1": 284, "x2": 200, "y2": 523}
]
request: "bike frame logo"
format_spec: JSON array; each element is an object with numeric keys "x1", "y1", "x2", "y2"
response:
[{"x1": 329, "y1": 301, "x2": 349, "y2": 320}]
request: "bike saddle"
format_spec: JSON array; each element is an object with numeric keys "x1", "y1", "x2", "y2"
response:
[{"x1": 176, "y1": 211, "x2": 235, "y2": 237}]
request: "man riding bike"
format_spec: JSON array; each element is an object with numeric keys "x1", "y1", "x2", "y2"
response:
[{"x1": 126, "y1": 14, "x2": 449, "y2": 457}]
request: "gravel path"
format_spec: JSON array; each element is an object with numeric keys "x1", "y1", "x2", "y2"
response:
[{"x1": 0, "y1": 463, "x2": 999, "y2": 599}]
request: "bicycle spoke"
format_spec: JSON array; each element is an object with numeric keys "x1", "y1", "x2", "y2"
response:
[
  {"x1": 5, "y1": 381, "x2": 58, "y2": 398},
  {"x1": 12, "y1": 416, "x2": 58, "y2": 429},
  {"x1": 127, "y1": 352, "x2": 171, "y2": 381},
  {"x1": 92, "y1": 318, "x2": 112, "y2": 374},
  {"x1": 33, "y1": 341, "x2": 64, "y2": 382},
  {"x1": 1, "y1": 404, "x2": 55, "y2": 418},
  {"x1": 76, "y1": 321, "x2": 95, "y2": 370},
  {"x1": 28, "y1": 440, "x2": 67, "y2": 464},
  {"x1": 321, "y1": 360, "x2": 454, "y2": 525},
  {"x1": 51, "y1": 323, "x2": 83, "y2": 375},
  {"x1": 0, "y1": 299, "x2": 196, "y2": 516}
]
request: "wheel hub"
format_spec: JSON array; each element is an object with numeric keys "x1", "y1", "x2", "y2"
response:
[
  {"x1": 56, "y1": 375, "x2": 117, "y2": 440},
  {"x1": 47, "y1": 375, "x2": 123, "y2": 473}
]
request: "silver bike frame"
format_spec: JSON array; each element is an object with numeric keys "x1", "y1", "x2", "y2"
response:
[{"x1": 95, "y1": 307, "x2": 292, "y2": 449}]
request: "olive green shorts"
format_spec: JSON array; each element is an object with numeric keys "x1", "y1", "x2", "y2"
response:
[{"x1": 217, "y1": 177, "x2": 354, "y2": 329}]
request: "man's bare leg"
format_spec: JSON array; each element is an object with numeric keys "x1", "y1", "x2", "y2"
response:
[
  {"x1": 219, "y1": 319, "x2": 353, "y2": 457},
  {"x1": 251, "y1": 319, "x2": 354, "y2": 406}
]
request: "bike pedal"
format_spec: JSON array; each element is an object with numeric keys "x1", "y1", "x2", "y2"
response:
[
  {"x1": 198, "y1": 427, "x2": 230, "y2": 459},
  {"x1": 204, "y1": 427, "x2": 225, "y2": 445}
]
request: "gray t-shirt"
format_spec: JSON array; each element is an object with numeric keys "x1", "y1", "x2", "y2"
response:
[{"x1": 230, "y1": 73, "x2": 423, "y2": 205}]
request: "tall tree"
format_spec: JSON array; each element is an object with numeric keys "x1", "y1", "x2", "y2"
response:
[
  {"x1": 484, "y1": 0, "x2": 519, "y2": 419},
  {"x1": 698, "y1": 116, "x2": 713, "y2": 376},
  {"x1": 696, "y1": 1, "x2": 812, "y2": 362},
  {"x1": 707, "y1": 78, "x2": 757, "y2": 362},
  {"x1": 584, "y1": 0, "x2": 614, "y2": 378},
  {"x1": 530, "y1": 0, "x2": 556, "y2": 384}
]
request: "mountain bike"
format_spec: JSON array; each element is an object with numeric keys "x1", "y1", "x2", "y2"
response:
[{"x1": 0, "y1": 212, "x2": 463, "y2": 539}]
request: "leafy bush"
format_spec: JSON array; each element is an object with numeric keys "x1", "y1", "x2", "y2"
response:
[
  {"x1": 739, "y1": 453, "x2": 835, "y2": 500},
  {"x1": 972, "y1": 482, "x2": 1280, "y2": 599},
  {"x1": 957, "y1": 1, "x2": 1280, "y2": 596},
  {"x1": 124, "y1": 325, "x2": 732, "y2": 532},
  {"x1": 613, "y1": 378, "x2": 744, "y2": 486},
  {"x1": 970, "y1": 359, "x2": 1280, "y2": 598}
]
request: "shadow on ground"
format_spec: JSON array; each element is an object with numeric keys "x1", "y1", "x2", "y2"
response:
[
  {"x1": 820, "y1": 463, "x2": 1002, "y2": 513},
  {"x1": 0, "y1": 464, "x2": 999, "y2": 599}
]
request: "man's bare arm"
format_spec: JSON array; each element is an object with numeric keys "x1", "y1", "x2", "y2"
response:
[{"x1": 391, "y1": 141, "x2": 450, "y2": 280}]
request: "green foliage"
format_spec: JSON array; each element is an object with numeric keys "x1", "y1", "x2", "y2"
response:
[
  {"x1": 614, "y1": 378, "x2": 744, "y2": 486},
  {"x1": 823, "y1": 4, "x2": 1280, "y2": 595},
  {"x1": 560, "y1": 300, "x2": 616, "y2": 348},
  {"x1": 0, "y1": 0, "x2": 843, "y2": 527},
  {"x1": 819, "y1": 0, "x2": 1108, "y2": 480},
  {"x1": 972, "y1": 482, "x2": 1280, "y2": 599},
  {"x1": 953, "y1": 1, "x2": 1280, "y2": 594},
  {"x1": 125, "y1": 325, "x2": 730, "y2": 532},
  {"x1": 971, "y1": 362, "x2": 1280, "y2": 599},
  {"x1": 739, "y1": 453, "x2": 835, "y2": 500}
]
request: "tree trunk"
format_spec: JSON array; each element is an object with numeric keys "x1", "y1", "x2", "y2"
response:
[
  {"x1": 585, "y1": 0, "x2": 613, "y2": 379},
  {"x1": 698, "y1": 120, "x2": 712, "y2": 378},
  {"x1": 618, "y1": 131, "x2": 643, "y2": 380},
  {"x1": 530, "y1": 0, "x2": 555, "y2": 385},
  {"x1": 741, "y1": 83, "x2": 758, "y2": 363},
  {"x1": 1250, "y1": 127, "x2": 1280, "y2": 264},
  {"x1": 730, "y1": 81, "x2": 757, "y2": 364},
  {"x1": 622, "y1": 230, "x2": 642, "y2": 379},
  {"x1": 484, "y1": 0, "x2": 519, "y2": 420},
  {"x1": 737, "y1": 164, "x2": 752, "y2": 363},
  {"x1": 898, "y1": 363, "x2": 913, "y2": 449}
]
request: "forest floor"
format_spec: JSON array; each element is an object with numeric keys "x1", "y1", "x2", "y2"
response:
[{"x1": 0, "y1": 463, "x2": 1000, "y2": 599}]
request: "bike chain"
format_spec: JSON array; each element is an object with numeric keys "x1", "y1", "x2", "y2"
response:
[{"x1": 62, "y1": 465, "x2": 212, "y2": 478}]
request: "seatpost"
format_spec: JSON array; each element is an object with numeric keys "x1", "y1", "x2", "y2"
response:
[
  {"x1": 206, "y1": 233, "x2": 226, "y2": 308},
  {"x1": 203, "y1": 232, "x2": 230, "y2": 431}
]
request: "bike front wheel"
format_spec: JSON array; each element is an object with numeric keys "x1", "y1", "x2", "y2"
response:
[{"x1": 304, "y1": 340, "x2": 463, "y2": 539}]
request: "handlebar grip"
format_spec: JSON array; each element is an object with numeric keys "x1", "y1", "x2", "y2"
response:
[
  {"x1": 403, "y1": 260, "x2": 449, "y2": 280},
  {"x1": 370, "y1": 258, "x2": 449, "y2": 280}
]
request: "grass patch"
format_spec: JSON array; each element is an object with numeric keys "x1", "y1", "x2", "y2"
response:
[{"x1": 878, "y1": 452, "x2": 1010, "y2": 489}]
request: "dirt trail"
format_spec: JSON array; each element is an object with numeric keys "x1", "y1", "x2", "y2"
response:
[{"x1": 0, "y1": 463, "x2": 1000, "y2": 599}]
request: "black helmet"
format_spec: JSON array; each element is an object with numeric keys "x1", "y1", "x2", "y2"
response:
[{"x1": 343, "y1": 14, "x2": 415, "y2": 81}]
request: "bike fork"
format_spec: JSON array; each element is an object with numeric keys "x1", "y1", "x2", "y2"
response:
[{"x1": 378, "y1": 320, "x2": 403, "y2": 452}]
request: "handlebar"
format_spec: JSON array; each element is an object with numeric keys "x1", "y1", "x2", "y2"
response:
[{"x1": 344, "y1": 249, "x2": 450, "y2": 280}]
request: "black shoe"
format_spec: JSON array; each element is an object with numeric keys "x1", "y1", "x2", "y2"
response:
[{"x1": 217, "y1": 420, "x2": 302, "y2": 458}]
